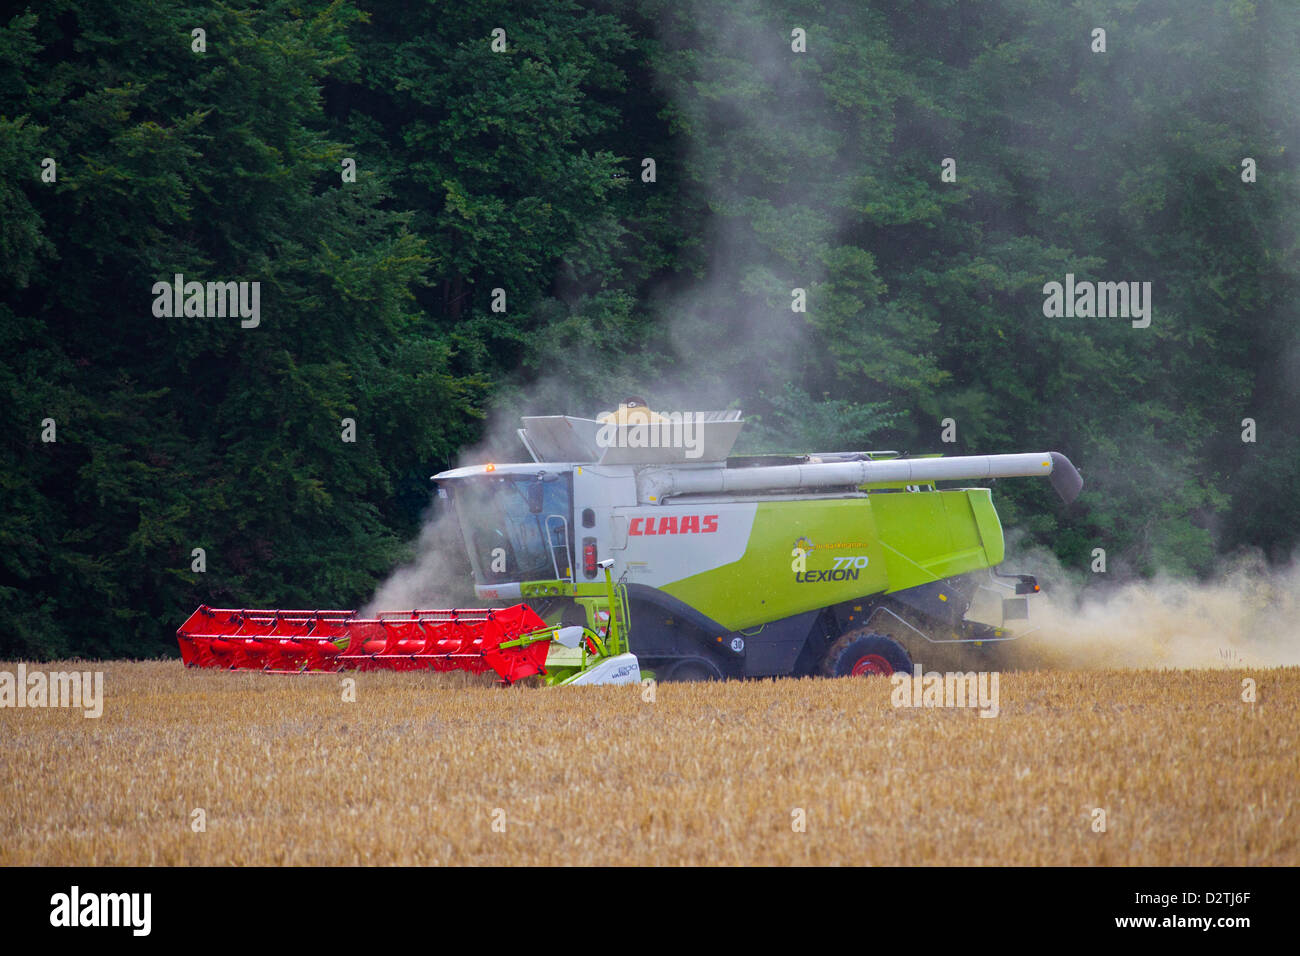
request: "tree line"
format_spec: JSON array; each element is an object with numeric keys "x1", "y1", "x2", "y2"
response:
[{"x1": 2, "y1": 1, "x2": 1296, "y2": 658}]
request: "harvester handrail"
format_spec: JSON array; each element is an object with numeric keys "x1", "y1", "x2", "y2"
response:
[
  {"x1": 374, "y1": 608, "x2": 499, "y2": 620},
  {"x1": 195, "y1": 607, "x2": 506, "y2": 623},
  {"x1": 202, "y1": 607, "x2": 358, "y2": 618}
]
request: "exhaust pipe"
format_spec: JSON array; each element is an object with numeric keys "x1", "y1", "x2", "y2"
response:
[{"x1": 638, "y1": 451, "x2": 1083, "y2": 504}]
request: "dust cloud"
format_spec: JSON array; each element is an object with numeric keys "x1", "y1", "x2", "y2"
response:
[
  {"x1": 1002, "y1": 551, "x2": 1300, "y2": 671},
  {"x1": 360, "y1": 504, "x2": 477, "y2": 616}
]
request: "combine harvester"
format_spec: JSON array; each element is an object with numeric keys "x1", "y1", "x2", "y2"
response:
[{"x1": 179, "y1": 402, "x2": 1082, "y2": 685}]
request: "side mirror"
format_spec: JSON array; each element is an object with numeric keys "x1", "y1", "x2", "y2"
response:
[{"x1": 527, "y1": 482, "x2": 544, "y2": 514}]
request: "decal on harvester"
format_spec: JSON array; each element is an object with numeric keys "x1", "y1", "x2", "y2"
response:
[
  {"x1": 795, "y1": 568, "x2": 862, "y2": 583},
  {"x1": 629, "y1": 514, "x2": 719, "y2": 535},
  {"x1": 619, "y1": 503, "x2": 756, "y2": 590},
  {"x1": 792, "y1": 547, "x2": 870, "y2": 582},
  {"x1": 792, "y1": 536, "x2": 870, "y2": 552}
]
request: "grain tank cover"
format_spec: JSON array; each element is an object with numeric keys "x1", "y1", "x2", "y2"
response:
[{"x1": 519, "y1": 410, "x2": 744, "y2": 464}]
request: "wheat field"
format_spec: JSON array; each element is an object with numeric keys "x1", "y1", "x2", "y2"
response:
[{"x1": 1, "y1": 661, "x2": 1296, "y2": 865}]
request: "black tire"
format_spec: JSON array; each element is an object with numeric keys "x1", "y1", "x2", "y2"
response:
[
  {"x1": 821, "y1": 630, "x2": 912, "y2": 677},
  {"x1": 667, "y1": 657, "x2": 723, "y2": 682}
]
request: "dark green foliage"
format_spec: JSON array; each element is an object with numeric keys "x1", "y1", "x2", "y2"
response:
[
  {"x1": 0, "y1": 1, "x2": 479, "y2": 656},
  {"x1": 2, "y1": 1, "x2": 1296, "y2": 657}
]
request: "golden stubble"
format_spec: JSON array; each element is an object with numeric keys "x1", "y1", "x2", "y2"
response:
[{"x1": 1, "y1": 661, "x2": 1295, "y2": 865}]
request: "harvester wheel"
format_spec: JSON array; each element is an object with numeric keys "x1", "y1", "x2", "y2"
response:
[
  {"x1": 822, "y1": 631, "x2": 911, "y2": 678},
  {"x1": 667, "y1": 657, "x2": 723, "y2": 682}
]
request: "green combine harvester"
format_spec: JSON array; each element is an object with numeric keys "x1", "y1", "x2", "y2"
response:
[
  {"x1": 179, "y1": 401, "x2": 1081, "y2": 685},
  {"x1": 430, "y1": 401, "x2": 1083, "y2": 682}
]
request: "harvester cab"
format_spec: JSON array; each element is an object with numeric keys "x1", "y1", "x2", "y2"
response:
[{"x1": 178, "y1": 403, "x2": 1081, "y2": 686}]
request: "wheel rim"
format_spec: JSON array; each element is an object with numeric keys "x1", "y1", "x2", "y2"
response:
[{"x1": 850, "y1": 654, "x2": 893, "y2": 676}]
